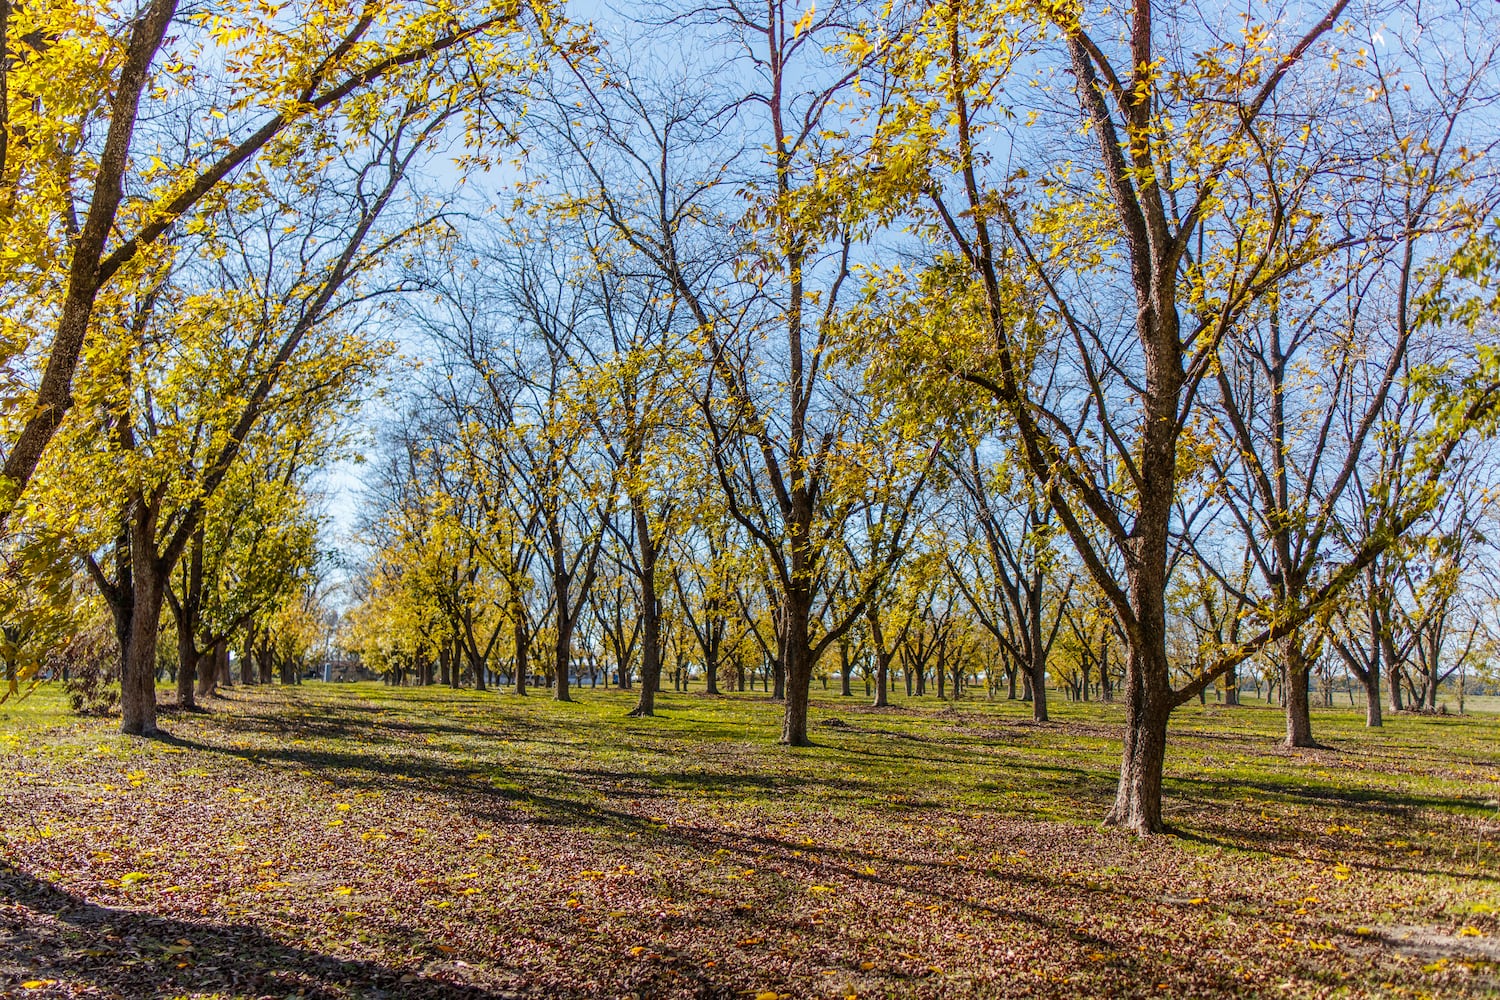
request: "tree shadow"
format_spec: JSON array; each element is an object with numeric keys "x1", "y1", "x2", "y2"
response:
[{"x1": 0, "y1": 860, "x2": 523, "y2": 999}]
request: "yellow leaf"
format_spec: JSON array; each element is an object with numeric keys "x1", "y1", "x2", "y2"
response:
[{"x1": 792, "y1": 5, "x2": 814, "y2": 40}]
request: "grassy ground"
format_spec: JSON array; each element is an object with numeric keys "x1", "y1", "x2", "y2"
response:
[{"x1": 1, "y1": 682, "x2": 1497, "y2": 999}]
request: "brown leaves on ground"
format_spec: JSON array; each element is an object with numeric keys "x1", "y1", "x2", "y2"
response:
[{"x1": 0, "y1": 685, "x2": 1497, "y2": 998}]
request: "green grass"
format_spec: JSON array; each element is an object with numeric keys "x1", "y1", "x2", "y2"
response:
[{"x1": 1, "y1": 682, "x2": 1497, "y2": 999}]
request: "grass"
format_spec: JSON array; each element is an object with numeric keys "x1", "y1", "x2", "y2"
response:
[{"x1": 1, "y1": 682, "x2": 1498, "y2": 999}]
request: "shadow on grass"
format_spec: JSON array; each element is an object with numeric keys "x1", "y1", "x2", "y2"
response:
[
  {"x1": 161, "y1": 690, "x2": 1500, "y2": 884},
  {"x1": 0, "y1": 861, "x2": 520, "y2": 999}
]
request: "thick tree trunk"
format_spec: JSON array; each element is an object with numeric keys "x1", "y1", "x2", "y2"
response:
[
  {"x1": 1284, "y1": 635, "x2": 1316, "y2": 748},
  {"x1": 197, "y1": 641, "x2": 218, "y2": 699},
  {"x1": 471, "y1": 640, "x2": 486, "y2": 691},
  {"x1": 1104, "y1": 646, "x2": 1170, "y2": 835},
  {"x1": 704, "y1": 621, "x2": 721, "y2": 695},
  {"x1": 1364, "y1": 665, "x2": 1383, "y2": 727},
  {"x1": 1223, "y1": 661, "x2": 1239, "y2": 706},
  {"x1": 120, "y1": 605, "x2": 163, "y2": 735},
  {"x1": 1030, "y1": 656, "x2": 1048, "y2": 722},
  {"x1": 781, "y1": 594, "x2": 814, "y2": 745},
  {"x1": 1384, "y1": 637, "x2": 1403, "y2": 713},
  {"x1": 240, "y1": 627, "x2": 256, "y2": 685},
  {"x1": 120, "y1": 564, "x2": 165, "y2": 736},
  {"x1": 175, "y1": 620, "x2": 198, "y2": 710}
]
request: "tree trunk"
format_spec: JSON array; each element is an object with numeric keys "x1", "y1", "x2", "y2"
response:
[
  {"x1": 704, "y1": 624, "x2": 721, "y2": 695},
  {"x1": 631, "y1": 504, "x2": 664, "y2": 715},
  {"x1": 197, "y1": 639, "x2": 218, "y2": 699},
  {"x1": 781, "y1": 594, "x2": 814, "y2": 745},
  {"x1": 174, "y1": 617, "x2": 198, "y2": 710},
  {"x1": 240, "y1": 630, "x2": 256, "y2": 685},
  {"x1": 1364, "y1": 664, "x2": 1383, "y2": 727},
  {"x1": 554, "y1": 617, "x2": 573, "y2": 703},
  {"x1": 1030, "y1": 656, "x2": 1048, "y2": 722},
  {"x1": 1383, "y1": 631, "x2": 1404, "y2": 712},
  {"x1": 1104, "y1": 646, "x2": 1170, "y2": 835},
  {"x1": 1223, "y1": 661, "x2": 1239, "y2": 706},
  {"x1": 514, "y1": 618, "x2": 528, "y2": 696},
  {"x1": 868, "y1": 609, "x2": 891, "y2": 708},
  {"x1": 119, "y1": 551, "x2": 166, "y2": 737},
  {"x1": 1284, "y1": 636, "x2": 1316, "y2": 748}
]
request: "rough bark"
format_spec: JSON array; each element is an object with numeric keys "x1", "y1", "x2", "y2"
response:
[
  {"x1": 628, "y1": 508, "x2": 663, "y2": 717},
  {"x1": 1104, "y1": 646, "x2": 1170, "y2": 835},
  {"x1": 781, "y1": 597, "x2": 814, "y2": 745},
  {"x1": 118, "y1": 550, "x2": 165, "y2": 736},
  {"x1": 513, "y1": 617, "x2": 528, "y2": 696},
  {"x1": 1284, "y1": 634, "x2": 1317, "y2": 748}
]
